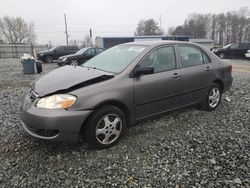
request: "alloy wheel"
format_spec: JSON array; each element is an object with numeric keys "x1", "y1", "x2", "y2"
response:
[
  {"x1": 208, "y1": 88, "x2": 220, "y2": 108},
  {"x1": 70, "y1": 60, "x2": 78, "y2": 66},
  {"x1": 95, "y1": 114, "x2": 122, "y2": 145}
]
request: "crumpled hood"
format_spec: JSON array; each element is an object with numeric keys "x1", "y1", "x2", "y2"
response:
[{"x1": 32, "y1": 65, "x2": 114, "y2": 97}]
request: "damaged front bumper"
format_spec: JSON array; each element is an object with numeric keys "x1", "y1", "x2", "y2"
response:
[{"x1": 20, "y1": 93, "x2": 92, "y2": 142}]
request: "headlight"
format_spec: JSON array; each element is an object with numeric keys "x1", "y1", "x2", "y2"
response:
[
  {"x1": 63, "y1": 58, "x2": 67, "y2": 61},
  {"x1": 36, "y1": 94, "x2": 77, "y2": 109},
  {"x1": 39, "y1": 53, "x2": 44, "y2": 56}
]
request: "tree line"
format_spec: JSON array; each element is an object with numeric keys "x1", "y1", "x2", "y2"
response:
[
  {"x1": 168, "y1": 7, "x2": 250, "y2": 45},
  {"x1": 135, "y1": 7, "x2": 250, "y2": 45}
]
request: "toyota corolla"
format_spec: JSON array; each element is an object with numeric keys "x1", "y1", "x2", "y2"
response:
[{"x1": 20, "y1": 41, "x2": 233, "y2": 149}]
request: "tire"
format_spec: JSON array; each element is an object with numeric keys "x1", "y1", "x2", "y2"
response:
[
  {"x1": 45, "y1": 56, "x2": 53, "y2": 63},
  {"x1": 83, "y1": 105, "x2": 126, "y2": 149},
  {"x1": 70, "y1": 60, "x2": 78, "y2": 66},
  {"x1": 218, "y1": 52, "x2": 226, "y2": 59},
  {"x1": 201, "y1": 83, "x2": 222, "y2": 111}
]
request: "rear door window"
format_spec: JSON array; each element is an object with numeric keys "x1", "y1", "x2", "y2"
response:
[
  {"x1": 229, "y1": 43, "x2": 239, "y2": 49},
  {"x1": 240, "y1": 43, "x2": 250, "y2": 49},
  {"x1": 67, "y1": 46, "x2": 76, "y2": 51},
  {"x1": 85, "y1": 48, "x2": 95, "y2": 56},
  {"x1": 56, "y1": 46, "x2": 64, "y2": 52},
  {"x1": 96, "y1": 48, "x2": 105, "y2": 55},
  {"x1": 178, "y1": 46, "x2": 204, "y2": 68}
]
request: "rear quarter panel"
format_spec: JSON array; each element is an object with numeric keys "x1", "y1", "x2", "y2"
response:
[{"x1": 202, "y1": 47, "x2": 233, "y2": 92}]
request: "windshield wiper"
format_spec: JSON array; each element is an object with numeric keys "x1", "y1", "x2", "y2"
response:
[
  {"x1": 82, "y1": 65, "x2": 115, "y2": 74},
  {"x1": 83, "y1": 65, "x2": 96, "y2": 70}
]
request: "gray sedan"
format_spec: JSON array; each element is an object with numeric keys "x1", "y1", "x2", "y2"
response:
[{"x1": 21, "y1": 41, "x2": 233, "y2": 149}]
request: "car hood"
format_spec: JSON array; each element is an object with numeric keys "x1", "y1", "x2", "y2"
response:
[
  {"x1": 32, "y1": 65, "x2": 114, "y2": 97},
  {"x1": 37, "y1": 50, "x2": 50, "y2": 55},
  {"x1": 59, "y1": 54, "x2": 81, "y2": 60}
]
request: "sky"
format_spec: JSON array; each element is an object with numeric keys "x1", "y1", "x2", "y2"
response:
[{"x1": 0, "y1": 0, "x2": 249, "y2": 45}]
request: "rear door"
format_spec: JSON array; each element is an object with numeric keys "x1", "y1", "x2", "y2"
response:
[
  {"x1": 227, "y1": 43, "x2": 241, "y2": 58},
  {"x1": 134, "y1": 45, "x2": 182, "y2": 119},
  {"x1": 177, "y1": 45, "x2": 213, "y2": 106},
  {"x1": 239, "y1": 43, "x2": 249, "y2": 58}
]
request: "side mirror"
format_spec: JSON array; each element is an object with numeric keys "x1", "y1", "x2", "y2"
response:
[{"x1": 134, "y1": 66, "x2": 154, "y2": 77}]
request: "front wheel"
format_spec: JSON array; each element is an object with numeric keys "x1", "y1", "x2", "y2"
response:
[
  {"x1": 83, "y1": 105, "x2": 126, "y2": 149},
  {"x1": 218, "y1": 52, "x2": 226, "y2": 59},
  {"x1": 201, "y1": 83, "x2": 222, "y2": 111},
  {"x1": 70, "y1": 60, "x2": 78, "y2": 66}
]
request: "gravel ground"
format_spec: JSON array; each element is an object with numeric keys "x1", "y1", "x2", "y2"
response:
[{"x1": 0, "y1": 59, "x2": 249, "y2": 187}]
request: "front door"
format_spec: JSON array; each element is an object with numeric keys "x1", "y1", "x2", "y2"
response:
[
  {"x1": 80, "y1": 48, "x2": 95, "y2": 63},
  {"x1": 134, "y1": 46, "x2": 182, "y2": 119}
]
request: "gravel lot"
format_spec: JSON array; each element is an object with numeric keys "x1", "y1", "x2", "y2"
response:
[{"x1": 0, "y1": 58, "x2": 249, "y2": 187}]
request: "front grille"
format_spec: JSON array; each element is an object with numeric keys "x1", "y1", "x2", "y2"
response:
[{"x1": 36, "y1": 129, "x2": 59, "y2": 137}]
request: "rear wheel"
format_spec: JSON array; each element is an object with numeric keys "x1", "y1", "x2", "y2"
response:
[
  {"x1": 201, "y1": 83, "x2": 222, "y2": 111},
  {"x1": 83, "y1": 105, "x2": 126, "y2": 149}
]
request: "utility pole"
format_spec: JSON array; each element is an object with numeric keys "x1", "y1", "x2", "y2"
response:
[
  {"x1": 64, "y1": 13, "x2": 69, "y2": 46},
  {"x1": 89, "y1": 28, "x2": 92, "y2": 38},
  {"x1": 159, "y1": 15, "x2": 162, "y2": 31}
]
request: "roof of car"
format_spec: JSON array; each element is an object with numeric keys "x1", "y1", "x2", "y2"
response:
[{"x1": 121, "y1": 40, "x2": 194, "y2": 47}]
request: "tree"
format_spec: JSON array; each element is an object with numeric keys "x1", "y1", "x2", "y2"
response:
[
  {"x1": 172, "y1": 13, "x2": 212, "y2": 38},
  {"x1": 0, "y1": 16, "x2": 36, "y2": 43},
  {"x1": 81, "y1": 35, "x2": 93, "y2": 47},
  {"x1": 135, "y1": 19, "x2": 163, "y2": 36},
  {"x1": 216, "y1": 13, "x2": 226, "y2": 45},
  {"x1": 172, "y1": 26, "x2": 185, "y2": 35},
  {"x1": 170, "y1": 7, "x2": 250, "y2": 44},
  {"x1": 167, "y1": 26, "x2": 175, "y2": 35}
]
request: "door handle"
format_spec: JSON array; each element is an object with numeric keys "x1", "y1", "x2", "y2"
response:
[
  {"x1": 172, "y1": 73, "x2": 180, "y2": 78},
  {"x1": 205, "y1": 66, "x2": 212, "y2": 71}
]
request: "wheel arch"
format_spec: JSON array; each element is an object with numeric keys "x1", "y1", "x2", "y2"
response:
[
  {"x1": 93, "y1": 100, "x2": 131, "y2": 125},
  {"x1": 213, "y1": 79, "x2": 224, "y2": 92},
  {"x1": 80, "y1": 99, "x2": 131, "y2": 138}
]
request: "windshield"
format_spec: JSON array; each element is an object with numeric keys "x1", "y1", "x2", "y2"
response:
[
  {"x1": 82, "y1": 45, "x2": 146, "y2": 73},
  {"x1": 223, "y1": 44, "x2": 232, "y2": 49},
  {"x1": 75, "y1": 48, "x2": 88, "y2": 55},
  {"x1": 48, "y1": 47, "x2": 56, "y2": 51}
]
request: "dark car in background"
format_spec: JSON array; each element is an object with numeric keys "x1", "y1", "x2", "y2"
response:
[
  {"x1": 21, "y1": 41, "x2": 233, "y2": 149},
  {"x1": 213, "y1": 43, "x2": 250, "y2": 59},
  {"x1": 37, "y1": 45, "x2": 79, "y2": 63},
  {"x1": 57, "y1": 47, "x2": 105, "y2": 66}
]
